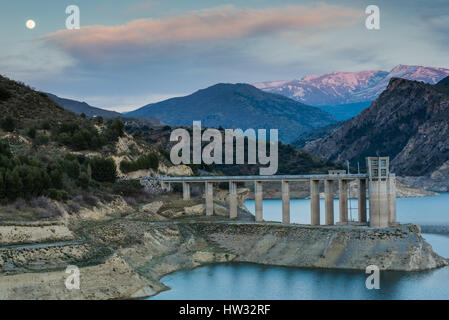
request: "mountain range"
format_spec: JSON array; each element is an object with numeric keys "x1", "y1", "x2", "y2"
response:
[
  {"x1": 303, "y1": 77, "x2": 449, "y2": 190},
  {"x1": 127, "y1": 83, "x2": 336, "y2": 143},
  {"x1": 254, "y1": 65, "x2": 449, "y2": 119},
  {"x1": 46, "y1": 93, "x2": 164, "y2": 126}
]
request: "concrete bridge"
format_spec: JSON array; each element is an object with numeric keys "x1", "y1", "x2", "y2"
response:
[{"x1": 154, "y1": 157, "x2": 396, "y2": 229}]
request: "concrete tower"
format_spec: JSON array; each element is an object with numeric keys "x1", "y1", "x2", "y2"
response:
[{"x1": 367, "y1": 157, "x2": 396, "y2": 228}]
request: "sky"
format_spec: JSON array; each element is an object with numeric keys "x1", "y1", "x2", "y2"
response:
[{"x1": 0, "y1": 0, "x2": 448, "y2": 112}]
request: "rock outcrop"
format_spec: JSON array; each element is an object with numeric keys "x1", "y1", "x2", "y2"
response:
[
  {"x1": 0, "y1": 195, "x2": 447, "y2": 299},
  {"x1": 304, "y1": 78, "x2": 449, "y2": 191}
]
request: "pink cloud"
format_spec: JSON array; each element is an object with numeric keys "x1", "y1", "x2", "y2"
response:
[{"x1": 45, "y1": 4, "x2": 362, "y2": 62}]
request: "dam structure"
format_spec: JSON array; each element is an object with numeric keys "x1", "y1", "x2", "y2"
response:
[{"x1": 155, "y1": 157, "x2": 396, "y2": 229}]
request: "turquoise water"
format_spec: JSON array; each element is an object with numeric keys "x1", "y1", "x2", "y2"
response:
[
  {"x1": 244, "y1": 193, "x2": 449, "y2": 225},
  {"x1": 149, "y1": 194, "x2": 449, "y2": 300}
]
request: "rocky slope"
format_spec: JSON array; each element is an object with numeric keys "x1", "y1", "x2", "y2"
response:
[
  {"x1": 0, "y1": 193, "x2": 446, "y2": 299},
  {"x1": 304, "y1": 78, "x2": 449, "y2": 191}
]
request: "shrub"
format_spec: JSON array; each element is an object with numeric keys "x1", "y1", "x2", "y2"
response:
[
  {"x1": 34, "y1": 132, "x2": 49, "y2": 145},
  {"x1": 40, "y1": 120, "x2": 51, "y2": 130},
  {"x1": 83, "y1": 194, "x2": 99, "y2": 206},
  {"x1": 95, "y1": 116, "x2": 104, "y2": 124},
  {"x1": 124, "y1": 197, "x2": 137, "y2": 206},
  {"x1": 7, "y1": 198, "x2": 27, "y2": 211},
  {"x1": 29, "y1": 196, "x2": 63, "y2": 217},
  {"x1": 103, "y1": 119, "x2": 124, "y2": 142},
  {"x1": 27, "y1": 127, "x2": 36, "y2": 139},
  {"x1": 61, "y1": 159, "x2": 80, "y2": 179},
  {"x1": 78, "y1": 172, "x2": 90, "y2": 189},
  {"x1": 29, "y1": 196, "x2": 52, "y2": 209},
  {"x1": 1, "y1": 116, "x2": 16, "y2": 132},
  {"x1": 0, "y1": 87, "x2": 11, "y2": 101},
  {"x1": 0, "y1": 140, "x2": 11, "y2": 157},
  {"x1": 90, "y1": 157, "x2": 117, "y2": 183},
  {"x1": 66, "y1": 200, "x2": 81, "y2": 214},
  {"x1": 112, "y1": 180, "x2": 143, "y2": 197},
  {"x1": 47, "y1": 188, "x2": 68, "y2": 201},
  {"x1": 120, "y1": 153, "x2": 159, "y2": 173}
]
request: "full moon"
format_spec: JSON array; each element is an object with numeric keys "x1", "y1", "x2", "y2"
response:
[{"x1": 25, "y1": 19, "x2": 36, "y2": 29}]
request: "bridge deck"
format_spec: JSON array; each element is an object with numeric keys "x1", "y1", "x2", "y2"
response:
[{"x1": 156, "y1": 174, "x2": 368, "y2": 183}]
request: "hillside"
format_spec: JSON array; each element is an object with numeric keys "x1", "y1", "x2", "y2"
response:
[
  {"x1": 0, "y1": 77, "x2": 83, "y2": 128},
  {"x1": 46, "y1": 93, "x2": 165, "y2": 126},
  {"x1": 0, "y1": 75, "x2": 172, "y2": 219},
  {"x1": 438, "y1": 76, "x2": 449, "y2": 85},
  {"x1": 292, "y1": 122, "x2": 345, "y2": 149},
  {"x1": 127, "y1": 83, "x2": 336, "y2": 143},
  {"x1": 45, "y1": 93, "x2": 123, "y2": 119},
  {"x1": 304, "y1": 78, "x2": 449, "y2": 188}
]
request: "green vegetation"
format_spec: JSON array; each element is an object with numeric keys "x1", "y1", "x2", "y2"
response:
[
  {"x1": 0, "y1": 140, "x2": 119, "y2": 201},
  {"x1": 90, "y1": 157, "x2": 117, "y2": 183},
  {"x1": 0, "y1": 75, "x2": 158, "y2": 211},
  {"x1": 1, "y1": 116, "x2": 16, "y2": 132},
  {"x1": 120, "y1": 153, "x2": 159, "y2": 173},
  {"x1": 52, "y1": 118, "x2": 124, "y2": 151},
  {"x1": 0, "y1": 87, "x2": 11, "y2": 101}
]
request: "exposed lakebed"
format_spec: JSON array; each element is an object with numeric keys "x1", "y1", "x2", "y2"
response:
[{"x1": 149, "y1": 194, "x2": 449, "y2": 300}]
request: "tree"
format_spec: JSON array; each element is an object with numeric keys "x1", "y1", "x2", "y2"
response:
[
  {"x1": 5, "y1": 168, "x2": 23, "y2": 199},
  {"x1": 1, "y1": 116, "x2": 16, "y2": 132},
  {"x1": 0, "y1": 87, "x2": 11, "y2": 101},
  {"x1": 61, "y1": 159, "x2": 80, "y2": 179},
  {"x1": 104, "y1": 119, "x2": 124, "y2": 142},
  {"x1": 147, "y1": 153, "x2": 159, "y2": 170},
  {"x1": 90, "y1": 157, "x2": 117, "y2": 183},
  {"x1": 27, "y1": 127, "x2": 36, "y2": 139},
  {"x1": 0, "y1": 168, "x2": 5, "y2": 198}
]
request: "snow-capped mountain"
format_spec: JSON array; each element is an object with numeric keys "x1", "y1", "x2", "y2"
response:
[{"x1": 254, "y1": 65, "x2": 449, "y2": 106}]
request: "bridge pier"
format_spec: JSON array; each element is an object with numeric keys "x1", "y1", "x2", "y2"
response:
[
  {"x1": 255, "y1": 181, "x2": 263, "y2": 222},
  {"x1": 158, "y1": 156, "x2": 397, "y2": 229},
  {"x1": 324, "y1": 180, "x2": 334, "y2": 225},
  {"x1": 281, "y1": 180, "x2": 290, "y2": 224},
  {"x1": 310, "y1": 180, "x2": 320, "y2": 225},
  {"x1": 182, "y1": 182, "x2": 190, "y2": 200},
  {"x1": 205, "y1": 182, "x2": 214, "y2": 216},
  {"x1": 358, "y1": 179, "x2": 367, "y2": 223},
  {"x1": 339, "y1": 180, "x2": 348, "y2": 223},
  {"x1": 229, "y1": 181, "x2": 238, "y2": 219}
]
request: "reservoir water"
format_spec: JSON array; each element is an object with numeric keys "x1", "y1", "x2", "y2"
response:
[{"x1": 149, "y1": 194, "x2": 449, "y2": 300}]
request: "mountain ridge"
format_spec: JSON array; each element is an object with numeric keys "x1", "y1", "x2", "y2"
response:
[
  {"x1": 254, "y1": 65, "x2": 449, "y2": 108},
  {"x1": 127, "y1": 83, "x2": 337, "y2": 143},
  {"x1": 46, "y1": 93, "x2": 165, "y2": 126}
]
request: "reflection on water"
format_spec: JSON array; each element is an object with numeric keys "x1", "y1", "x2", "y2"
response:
[
  {"x1": 149, "y1": 194, "x2": 449, "y2": 300},
  {"x1": 244, "y1": 193, "x2": 449, "y2": 225},
  {"x1": 150, "y1": 259, "x2": 449, "y2": 300}
]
